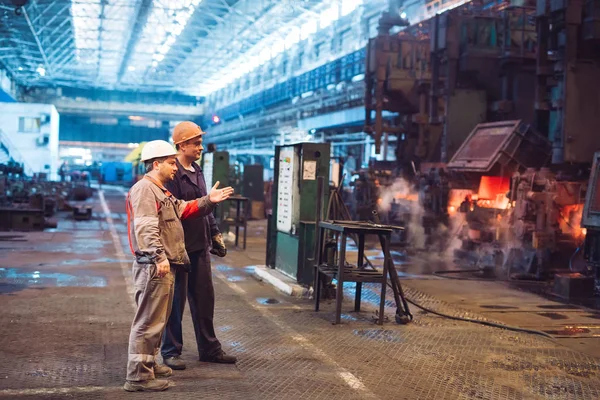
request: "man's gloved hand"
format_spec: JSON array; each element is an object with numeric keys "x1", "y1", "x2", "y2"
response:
[{"x1": 210, "y1": 233, "x2": 227, "y2": 257}]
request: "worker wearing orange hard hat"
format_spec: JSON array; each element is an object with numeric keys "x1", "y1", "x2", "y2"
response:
[
  {"x1": 161, "y1": 121, "x2": 236, "y2": 370},
  {"x1": 124, "y1": 140, "x2": 234, "y2": 392}
]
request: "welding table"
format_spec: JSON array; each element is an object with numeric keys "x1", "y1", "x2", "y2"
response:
[
  {"x1": 314, "y1": 220, "x2": 393, "y2": 325},
  {"x1": 221, "y1": 196, "x2": 248, "y2": 249}
]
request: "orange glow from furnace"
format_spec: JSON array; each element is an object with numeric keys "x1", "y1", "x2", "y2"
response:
[
  {"x1": 394, "y1": 193, "x2": 418, "y2": 201},
  {"x1": 477, "y1": 176, "x2": 510, "y2": 209},
  {"x1": 560, "y1": 204, "x2": 585, "y2": 239}
]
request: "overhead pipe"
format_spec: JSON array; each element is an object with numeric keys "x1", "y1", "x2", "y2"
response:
[
  {"x1": 22, "y1": 7, "x2": 52, "y2": 75},
  {"x1": 35, "y1": 4, "x2": 70, "y2": 36}
]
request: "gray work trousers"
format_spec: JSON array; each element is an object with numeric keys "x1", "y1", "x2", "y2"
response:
[{"x1": 126, "y1": 261, "x2": 175, "y2": 382}]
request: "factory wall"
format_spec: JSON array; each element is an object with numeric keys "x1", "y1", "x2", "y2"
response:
[
  {"x1": 59, "y1": 115, "x2": 171, "y2": 144},
  {"x1": 0, "y1": 68, "x2": 17, "y2": 102},
  {"x1": 0, "y1": 102, "x2": 60, "y2": 179}
]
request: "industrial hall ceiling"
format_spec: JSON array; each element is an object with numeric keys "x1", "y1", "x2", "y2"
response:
[{"x1": 0, "y1": 0, "x2": 351, "y2": 96}]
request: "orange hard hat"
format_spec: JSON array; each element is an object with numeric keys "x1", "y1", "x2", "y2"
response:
[{"x1": 172, "y1": 121, "x2": 205, "y2": 145}]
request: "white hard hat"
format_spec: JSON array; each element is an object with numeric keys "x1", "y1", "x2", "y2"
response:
[{"x1": 140, "y1": 140, "x2": 177, "y2": 162}]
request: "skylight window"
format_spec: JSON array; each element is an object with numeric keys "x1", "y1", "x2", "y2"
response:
[
  {"x1": 301, "y1": 20, "x2": 318, "y2": 40},
  {"x1": 319, "y1": 4, "x2": 339, "y2": 29},
  {"x1": 271, "y1": 40, "x2": 285, "y2": 57},
  {"x1": 200, "y1": 0, "x2": 365, "y2": 95},
  {"x1": 126, "y1": 0, "x2": 203, "y2": 74},
  {"x1": 70, "y1": 0, "x2": 137, "y2": 83},
  {"x1": 285, "y1": 29, "x2": 301, "y2": 49},
  {"x1": 341, "y1": 0, "x2": 363, "y2": 17}
]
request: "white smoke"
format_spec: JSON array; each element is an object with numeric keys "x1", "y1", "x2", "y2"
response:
[{"x1": 376, "y1": 178, "x2": 427, "y2": 250}]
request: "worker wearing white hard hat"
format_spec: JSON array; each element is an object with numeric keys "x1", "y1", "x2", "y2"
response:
[
  {"x1": 161, "y1": 121, "x2": 236, "y2": 370},
  {"x1": 124, "y1": 140, "x2": 234, "y2": 392}
]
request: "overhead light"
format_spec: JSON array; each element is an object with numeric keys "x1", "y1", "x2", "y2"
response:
[
  {"x1": 18, "y1": 67, "x2": 23, "y2": 71},
  {"x1": 128, "y1": 116, "x2": 144, "y2": 121},
  {"x1": 130, "y1": 0, "x2": 202, "y2": 71},
  {"x1": 341, "y1": 0, "x2": 362, "y2": 16},
  {"x1": 400, "y1": 12, "x2": 407, "y2": 19},
  {"x1": 319, "y1": 4, "x2": 339, "y2": 29},
  {"x1": 212, "y1": 115, "x2": 221, "y2": 124},
  {"x1": 36, "y1": 66, "x2": 46, "y2": 77},
  {"x1": 128, "y1": 66, "x2": 136, "y2": 71}
]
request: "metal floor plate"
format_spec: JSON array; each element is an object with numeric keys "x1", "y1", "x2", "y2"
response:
[{"x1": 0, "y1": 188, "x2": 599, "y2": 399}]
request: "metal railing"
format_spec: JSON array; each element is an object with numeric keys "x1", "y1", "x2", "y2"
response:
[{"x1": 0, "y1": 128, "x2": 34, "y2": 176}]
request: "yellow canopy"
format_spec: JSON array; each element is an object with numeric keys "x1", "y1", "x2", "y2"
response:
[{"x1": 124, "y1": 142, "x2": 147, "y2": 164}]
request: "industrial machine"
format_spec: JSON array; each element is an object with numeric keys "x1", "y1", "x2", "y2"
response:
[
  {"x1": 0, "y1": 162, "x2": 91, "y2": 230},
  {"x1": 100, "y1": 162, "x2": 134, "y2": 185},
  {"x1": 360, "y1": 0, "x2": 600, "y2": 287},
  {"x1": 266, "y1": 142, "x2": 330, "y2": 285},
  {"x1": 446, "y1": 120, "x2": 586, "y2": 279},
  {"x1": 581, "y1": 152, "x2": 600, "y2": 295}
]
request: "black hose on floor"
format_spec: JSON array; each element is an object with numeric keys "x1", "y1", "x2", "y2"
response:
[
  {"x1": 432, "y1": 268, "x2": 494, "y2": 281},
  {"x1": 432, "y1": 268, "x2": 549, "y2": 284},
  {"x1": 403, "y1": 295, "x2": 555, "y2": 339}
]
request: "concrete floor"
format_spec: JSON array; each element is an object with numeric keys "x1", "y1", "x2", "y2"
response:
[{"x1": 1, "y1": 187, "x2": 600, "y2": 399}]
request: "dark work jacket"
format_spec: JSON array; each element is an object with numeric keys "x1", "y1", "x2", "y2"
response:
[{"x1": 165, "y1": 158, "x2": 220, "y2": 254}]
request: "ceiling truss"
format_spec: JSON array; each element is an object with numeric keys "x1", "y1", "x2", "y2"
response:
[{"x1": 0, "y1": 0, "x2": 341, "y2": 95}]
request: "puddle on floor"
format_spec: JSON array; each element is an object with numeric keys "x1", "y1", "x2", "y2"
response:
[
  {"x1": 243, "y1": 266, "x2": 256, "y2": 274},
  {"x1": 538, "y1": 312, "x2": 569, "y2": 320},
  {"x1": 353, "y1": 329, "x2": 403, "y2": 343},
  {"x1": 0, "y1": 268, "x2": 107, "y2": 288},
  {"x1": 341, "y1": 313, "x2": 358, "y2": 321},
  {"x1": 216, "y1": 265, "x2": 234, "y2": 273},
  {"x1": 219, "y1": 326, "x2": 233, "y2": 332},
  {"x1": 257, "y1": 297, "x2": 280, "y2": 305},
  {"x1": 228, "y1": 341, "x2": 246, "y2": 353},
  {"x1": 537, "y1": 304, "x2": 580, "y2": 310},
  {"x1": 60, "y1": 258, "x2": 125, "y2": 266},
  {"x1": 227, "y1": 276, "x2": 245, "y2": 282}
]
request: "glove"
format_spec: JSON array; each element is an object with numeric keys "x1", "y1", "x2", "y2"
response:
[{"x1": 210, "y1": 233, "x2": 227, "y2": 257}]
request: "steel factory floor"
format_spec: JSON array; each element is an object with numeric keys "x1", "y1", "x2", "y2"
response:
[{"x1": 1, "y1": 187, "x2": 600, "y2": 399}]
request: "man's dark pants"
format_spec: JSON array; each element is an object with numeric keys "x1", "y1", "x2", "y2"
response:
[{"x1": 162, "y1": 250, "x2": 222, "y2": 359}]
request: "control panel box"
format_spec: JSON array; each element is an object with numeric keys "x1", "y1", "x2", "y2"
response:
[
  {"x1": 269, "y1": 142, "x2": 331, "y2": 284},
  {"x1": 276, "y1": 146, "x2": 300, "y2": 233}
]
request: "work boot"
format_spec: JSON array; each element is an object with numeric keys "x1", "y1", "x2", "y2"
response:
[
  {"x1": 164, "y1": 356, "x2": 187, "y2": 370},
  {"x1": 200, "y1": 351, "x2": 237, "y2": 364},
  {"x1": 153, "y1": 363, "x2": 172, "y2": 378},
  {"x1": 123, "y1": 379, "x2": 169, "y2": 392}
]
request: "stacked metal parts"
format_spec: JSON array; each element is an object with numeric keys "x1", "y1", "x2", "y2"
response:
[
  {"x1": 361, "y1": 0, "x2": 600, "y2": 298},
  {"x1": 0, "y1": 163, "x2": 94, "y2": 231}
]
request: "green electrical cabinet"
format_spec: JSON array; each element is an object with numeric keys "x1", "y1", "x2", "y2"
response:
[
  {"x1": 202, "y1": 151, "x2": 230, "y2": 223},
  {"x1": 202, "y1": 151, "x2": 229, "y2": 189},
  {"x1": 269, "y1": 142, "x2": 330, "y2": 285}
]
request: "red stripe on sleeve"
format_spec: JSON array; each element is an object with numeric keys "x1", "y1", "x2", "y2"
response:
[{"x1": 181, "y1": 201, "x2": 200, "y2": 220}]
